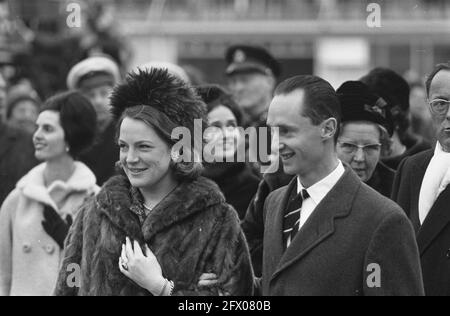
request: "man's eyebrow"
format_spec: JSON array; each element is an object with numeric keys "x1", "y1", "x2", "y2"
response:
[{"x1": 430, "y1": 95, "x2": 450, "y2": 100}]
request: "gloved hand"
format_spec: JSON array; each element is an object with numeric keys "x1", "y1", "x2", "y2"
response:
[{"x1": 41, "y1": 205, "x2": 73, "y2": 249}]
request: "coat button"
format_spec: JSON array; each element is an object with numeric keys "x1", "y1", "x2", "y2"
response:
[
  {"x1": 447, "y1": 249, "x2": 450, "y2": 259},
  {"x1": 22, "y1": 243, "x2": 32, "y2": 253},
  {"x1": 44, "y1": 245, "x2": 55, "y2": 255}
]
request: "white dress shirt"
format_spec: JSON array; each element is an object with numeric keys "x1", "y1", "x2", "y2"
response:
[
  {"x1": 419, "y1": 142, "x2": 450, "y2": 224},
  {"x1": 296, "y1": 160, "x2": 345, "y2": 230}
]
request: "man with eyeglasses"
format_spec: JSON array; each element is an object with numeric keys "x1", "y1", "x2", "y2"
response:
[
  {"x1": 392, "y1": 62, "x2": 450, "y2": 296},
  {"x1": 336, "y1": 81, "x2": 395, "y2": 198}
]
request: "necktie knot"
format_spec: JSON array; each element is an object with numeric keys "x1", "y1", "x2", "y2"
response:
[{"x1": 300, "y1": 189, "x2": 309, "y2": 201}]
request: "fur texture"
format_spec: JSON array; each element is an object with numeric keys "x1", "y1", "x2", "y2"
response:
[
  {"x1": 54, "y1": 176, "x2": 254, "y2": 296},
  {"x1": 110, "y1": 68, "x2": 207, "y2": 132}
]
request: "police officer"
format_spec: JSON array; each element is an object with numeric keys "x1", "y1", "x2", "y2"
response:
[{"x1": 225, "y1": 45, "x2": 281, "y2": 129}]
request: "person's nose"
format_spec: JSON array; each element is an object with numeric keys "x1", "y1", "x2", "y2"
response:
[
  {"x1": 353, "y1": 147, "x2": 366, "y2": 163},
  {"x1": 126, "y1": 148, "x2": 139, "y2": 164},
  {"x1": 33, "y1": 127, "x2": 43, "y2": 142},
  {"x1": 445, "y1": 104, "x2": 450, "y2": 121},
  {"x1": 229, "y1": 80, "x2": 244, "y2": 93}
]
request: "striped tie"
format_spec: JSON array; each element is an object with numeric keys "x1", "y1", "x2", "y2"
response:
[{"x1": 283, "y1": 188, "x2": 309, "y2": 247}]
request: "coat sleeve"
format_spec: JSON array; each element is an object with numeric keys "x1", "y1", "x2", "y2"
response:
[
  {"x1": 174, "y1": 204, "x2": 255, "y2": 296},
  {"x1": 53, "y1": 199, "x2": 90, "y2": 296},
  {"x1": 363, "y1": 209, "x2": 425, "y2": 296},
  {"x1": 241, "y1": 179, "x2": 269, "y2": 277},
  {"x1": 0, "y1": 191, "x2": 19, "y2": 296}
]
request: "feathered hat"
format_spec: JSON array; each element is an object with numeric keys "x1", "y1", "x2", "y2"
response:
[{"x1": 110, "y1": 68, "x2": 207, "y2": 134}]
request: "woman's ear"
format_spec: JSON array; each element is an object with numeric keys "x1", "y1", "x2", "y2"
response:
[{"x1": 321, "y1": 118, "x2": 338, "y2": 140}]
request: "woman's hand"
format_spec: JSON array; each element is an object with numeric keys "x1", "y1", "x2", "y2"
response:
[{"x1": 118, "y1": 237, "x2": 166, "y2": 296}]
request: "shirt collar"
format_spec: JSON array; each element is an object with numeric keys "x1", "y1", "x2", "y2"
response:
[
  {"x1": 297, "y1": 160, "x2": 345, "y2": 205},
  {"x1": 435, "y1": 141, "x2": 450, "y2": 156}
]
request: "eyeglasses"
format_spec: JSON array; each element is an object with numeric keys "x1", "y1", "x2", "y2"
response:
[
  {"x1": 429, "y1": 99, "x2": 450, "y2": 115},
  {"x1": 337, "y1": 141, "x2": 382, "y2": 155}
]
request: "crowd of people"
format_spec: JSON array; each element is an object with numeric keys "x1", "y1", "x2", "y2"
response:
[{"x1": 0, "y1": 43, "x2": 448, "y2": 296}]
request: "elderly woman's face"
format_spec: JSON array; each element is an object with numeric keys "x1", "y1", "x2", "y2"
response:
[
  {"x1": 204, "y1": 105, "x2": 242, "y2": 161},
  {"x1": 337, "y1": 122, "x2": 382, "y2": 183},
  {"x1": 119, "y1": 117, "x2": 173, "y2": 190},
  {"x1": 33, "y1": 111, "x2": 68, "y2": 162}
]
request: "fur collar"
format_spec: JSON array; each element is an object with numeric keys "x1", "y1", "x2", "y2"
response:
[
  {"x1": 96, "y1": 175, "x2": 226, "y2": 241},
  {"x1": 17, "y1": 162, "x2": 99, "y2": 210}
]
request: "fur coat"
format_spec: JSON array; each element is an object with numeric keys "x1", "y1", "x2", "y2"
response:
[
  {"x1": 54, "y1": 175, "x2": 254, "y2": 296},
  {"x1": 0, "y1": 162, "x2": 99, "y2": 296}
]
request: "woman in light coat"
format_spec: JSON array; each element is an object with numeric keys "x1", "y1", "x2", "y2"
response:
[{"x1": 0, "y1": 91, "x2": 98, "y2": 296}]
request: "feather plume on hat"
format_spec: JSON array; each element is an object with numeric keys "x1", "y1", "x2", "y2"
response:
[{"x1": 110, "y1": 68, "x2": 207, "y2": 133}]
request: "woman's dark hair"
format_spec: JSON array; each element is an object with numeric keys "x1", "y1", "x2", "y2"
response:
[
  {"x1": 117, "y1": 105, "x2": 203, "y2": 182},
  {"x1": 40, "y1": 91, "x2": 97, "y2": 159},
  {"x1": 196, "y1": 85, "x2": 244, "y2": 126}
]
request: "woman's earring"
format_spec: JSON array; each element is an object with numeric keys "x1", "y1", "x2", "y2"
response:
[
  {"x1": 171, "y1": 151, "x2": 180, "y2": 162},
  {"x1": 65, "y1": 146, "x2": 70, "y2": 153}
]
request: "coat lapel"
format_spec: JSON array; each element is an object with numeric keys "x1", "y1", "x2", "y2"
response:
[
  {"x1": 417, "y1": 185, "x2": 450, "y2": 255},
  {"x1": 270, "y1": 168, "x2": 361, "y2": 284},
  {"x1": 96, "y1": 175, "x2": 226, "y2": 243},
  {"x1": 97, "y1": 175, "x2": 143, "y2": 242},
  {"x1": 263, "y1": 179, "x2": 297, "y2": 277},
  {"x1": 142, "y1": 177, "x2": 225, "y2": 241}
]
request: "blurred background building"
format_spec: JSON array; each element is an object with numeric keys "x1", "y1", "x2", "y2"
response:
[{"x1": 1, "y1": 0, "x2": 450, "y2": 92}]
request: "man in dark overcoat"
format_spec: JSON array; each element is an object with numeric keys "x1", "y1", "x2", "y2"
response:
[
  {"x1": 392, "y1": 63, "x2": 450, "y2": 296},
  {"x1": 256, "y1": 75, "x2": 424, "y2": 296}
]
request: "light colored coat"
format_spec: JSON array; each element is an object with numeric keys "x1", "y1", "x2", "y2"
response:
[{"x1": 0, "y1": 162, "x2": 98, "y2": 296}]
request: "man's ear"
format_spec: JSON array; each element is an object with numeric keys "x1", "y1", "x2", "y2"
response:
[
  {"x1": 266, "y1": 75, "x2": 276, "y2": 91},
  {"x1": 321, "y1": 118, "x2": 338, "y2": 140}
]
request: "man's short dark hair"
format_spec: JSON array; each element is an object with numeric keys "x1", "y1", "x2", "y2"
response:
[
  {"x1": 426, "y1": 63, "x2": 450, "y2": 97},
  {"x1": 274, "y1": 75, "x2": 341, "y2": 142}
]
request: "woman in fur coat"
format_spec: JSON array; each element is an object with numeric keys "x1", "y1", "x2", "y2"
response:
[
  {"x1": 54, "y1": 69, "x2": 254, "y2": 296},
  {"x1": 0, "y1": 92, "x2": 99, "y2": 296}
]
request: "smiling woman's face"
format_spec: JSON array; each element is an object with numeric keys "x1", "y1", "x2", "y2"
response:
[
  {"x1": 204, "y1": 105, "x2": 241, "y2": 161},
  {"x1": 33, "y1": 110, "x2": 68, "y2": 162},
  {"x1": 118, "y1": 117, "x2": 173, "y2": 190}
]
